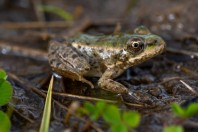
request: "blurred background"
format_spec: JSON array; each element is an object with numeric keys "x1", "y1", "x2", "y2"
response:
[{"x1": 0, "y1": 0, "x2": 197, "y2": 40}]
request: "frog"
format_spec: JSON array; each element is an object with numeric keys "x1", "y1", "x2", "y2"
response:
[{"x1": 48, "y1": 26, "x2": 166, "y2": 94}]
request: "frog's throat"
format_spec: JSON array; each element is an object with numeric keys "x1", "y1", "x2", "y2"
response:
[{"x1": 127, "y1": 43, "x2": 165, "y2": 67}]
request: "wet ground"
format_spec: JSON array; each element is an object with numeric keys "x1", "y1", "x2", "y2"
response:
[{"x1": 0, "y1": 0, "x2": 198, "y2": 131}]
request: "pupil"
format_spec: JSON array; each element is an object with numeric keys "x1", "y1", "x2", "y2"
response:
[{"x1": 133, "y1": 42, "x2": 139, "y2": 47}]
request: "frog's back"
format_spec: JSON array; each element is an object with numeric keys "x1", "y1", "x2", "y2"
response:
[{"x1": 71, "y1": 34, "x2": 132, "y2": 48}]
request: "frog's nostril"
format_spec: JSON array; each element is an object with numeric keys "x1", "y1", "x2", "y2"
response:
[
  {"x1": 85, "y1": 67, "x2": 90, "y2": 71},
  {"x1": 154, "y1": 39, "x2": 158, "y2": 44}
]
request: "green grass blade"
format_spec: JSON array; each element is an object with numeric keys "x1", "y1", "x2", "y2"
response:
[
  {"x1": 39, "y1": 5, "x2": 73, "y2": 21},
  {"x1": 39, "y1": 76, "x2": 54, "y2": 132}
]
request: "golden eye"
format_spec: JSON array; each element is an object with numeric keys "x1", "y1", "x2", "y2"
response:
[{"x1": 127, "y1": 38, "x2": 144, "y2": 55}]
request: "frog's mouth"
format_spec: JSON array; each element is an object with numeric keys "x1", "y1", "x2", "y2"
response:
[{"x1": 128, "y1": 40, "x2": 166, "y2": 67}]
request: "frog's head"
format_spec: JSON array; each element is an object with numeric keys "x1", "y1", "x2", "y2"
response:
[{"x1": 124, "y1": 26, "x2": 166, "y2": 66}]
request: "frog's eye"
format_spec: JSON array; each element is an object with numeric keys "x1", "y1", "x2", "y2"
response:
[
  {"x1": 126, "y1": 38, "x2": 144, "y2": 55},
  {"x1": 132, "y1": 42, "x2": 140, "y2": 48}
]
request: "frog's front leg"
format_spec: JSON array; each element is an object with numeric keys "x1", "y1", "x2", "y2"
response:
[{"x1": 98, "y1": 66, "x2": 128, "y2": 94}]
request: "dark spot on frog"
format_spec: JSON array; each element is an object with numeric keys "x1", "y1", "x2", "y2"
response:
[
  {"x1": 153, "y1": 39, "x2": 158, "y2": 44},
  {"x1": 49, "y1": 59, "x2": 56, "y2": 64},
  {"x1": 50, "y1": 49, "x2": 57, "y2": 55},
  {"x1": 99, "y1": 49, "x2": 104, "y2": 53},
  {"x1": 63, "y1": 53, "x2": 69, "y2": 58},
  {"x1": 93, "y1": 65, "x2": 99, "y2": 69},
  {"x1": 85, "y1": 42, "x2": 90, "y2": 45},
  {"x1": 72, "y1": 54, "x2": 78, "y2": 59},
  {"x1": 56, "y1": 62, "x2": 61, "y2": 67},
  {"x1": 89, "y1": 60, "x2": 94, "y2": 65},
  {"x1": 77, "y1": 45, "x2": 81, "y2": 49}
]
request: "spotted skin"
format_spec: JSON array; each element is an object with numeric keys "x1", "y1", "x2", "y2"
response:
[{"x1": 48, "y1": 26, "x2": 166, "y2": 94}]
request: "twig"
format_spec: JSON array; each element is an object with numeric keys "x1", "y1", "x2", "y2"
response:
[
  {"x1": 64, "y1": 101, "x2": 80, "y2": 124},
  {"x1": 123, "y1": 102, "x2": 144, "y2": 107},
  {"x1": 0, "y1": 21, "x2": 73, "y2": 29},
  {"x1": 10, "y1": 105, "x2": 34, "y2": 123},
  {"x1": 52, "y1": 91, "x2": 145, "y2": 108},
  {"x1": 160, "y1": 77, "x2": 181, "y2": 84},
  {"x1": 167, "y1": 47, "x2": 198, "y2": 58},
  {"x1": 0, "y1": 41, "x2": 48, "y2": 61},
  {"x1": 52, "y1": 91, "x2": 116, "y2": 103},
  {"x1": 180, "y1": 66, "x2": 198, "y2": 77},
  {"x1": 183, "y1": 120, "x2": 198, "y2": 128},
  {"x1": 113, "y1": 22, "x2": 121, "y2": 34},
  {"x1": 32, "y1": 0, "x2": 46, "y2": 22},
  {"x1": 179, "y1": 80, "x2": 198, "y2": 94},
  {"x1": 0, "y1": 18, "x2": 122, "y2": 29}
]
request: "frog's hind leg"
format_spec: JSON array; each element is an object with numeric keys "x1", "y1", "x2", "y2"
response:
[
  {"x1": 48, "y1": 41, "x2": 94, "y2": 88},
  {"x1": 98, "y1": 66, "x2": 128, "y2": 94}
]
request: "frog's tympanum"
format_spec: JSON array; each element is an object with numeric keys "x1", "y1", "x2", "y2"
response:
[{"x1": 48, "y1": 26, "x2": 166, "y2": 94}]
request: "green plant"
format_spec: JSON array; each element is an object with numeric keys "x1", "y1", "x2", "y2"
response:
[
  {"x1": 171, "y1": 103, "x2": 198, "y2": 118},
  {"x1": 78, "y1": 101, "x2": 140, "y2": 132},
  {"x1": 0, "y1": 69, "x2": 13, "y2": 132},
  {"x1": 38, "y1": 5, "x2": 73, "y2": 21},
  {"x1": 0, "y1": 111, "x2": 11, "y2": 132},
  {"x1": 163, "y1": 125, "x2": 184, "y2": 132},
  {"x1": 39, "y1": 76, "x2": 54, "y2": 132},
  {"x1": 163, "y1": 102, "x2": 198, "y2": 132}
]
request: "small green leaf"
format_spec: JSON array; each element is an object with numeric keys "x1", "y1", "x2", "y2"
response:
[
  {"x1": 111, "y1": 123, "x2": 127, "y2": 132},
  {"x1": 0, "y1": 111, "x2": 11, "y2": 132},
  {"x1": 91, "y1": 113, "x2": 99, "y2": 121},
  {"x1": 90, "y1": 101, "x2": 106, "y2": 120},
  {"x1": 103, "y1": 105, "x2": 121, "y2": 124},
  {"x1": 84, "y1": 102, "x2": 95, "y2": 114},
  {"x1": 84, "y1": 102, "x2": 100, "y2": 120},
  {"x1": 96, "y1": 101, "x2": 106, "y2": 112},
  {"x1": 186, "y1": 103, "x2": 198, "y2": 117},
  {"x1": 171, "y1": 103, "x2": 186, "y2": 118},
  {"x1": 0, "y1": 80, "x2": 13, "y2": 106},
  {"x1": 77, "y1": 107, "x2": 89, "y2": 115},
  {"x1": 163, "y1": 125, "x2": 184, "y2": 132},
  {"x1": 123, "y1": 111, "x2": 140, "y2": 128},
  {"x1": 0, "y1": 70, "x2": 7, "y2": 80}
]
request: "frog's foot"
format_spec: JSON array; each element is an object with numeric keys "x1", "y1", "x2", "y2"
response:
[
  {"x1": 52, "y1": 67, "x2": 94, "y2": 88},
  {"x1": 98, "y1": 78, "x2": 128, "y2": 94}
]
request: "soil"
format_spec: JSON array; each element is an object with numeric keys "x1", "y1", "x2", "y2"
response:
[{"x1": 0, "y1": 0, "x2": 197, "y2": 131}]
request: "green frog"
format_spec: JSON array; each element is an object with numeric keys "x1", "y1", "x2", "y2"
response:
[{"x1": 48, "y1": 26, "x2": 166, "y2": 94}]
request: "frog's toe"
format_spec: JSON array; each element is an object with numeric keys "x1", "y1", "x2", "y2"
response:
[
  {"x1": 98, "y1": 79, "x2": 128, "y2": 94},
  {"x1": 79, "y1": 77, "x2": 94, "y2": 88}
]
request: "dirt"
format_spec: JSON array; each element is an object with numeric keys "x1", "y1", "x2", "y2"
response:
[{"x1": 0, "y1": 0, "x2": 198, "y2": 132}]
